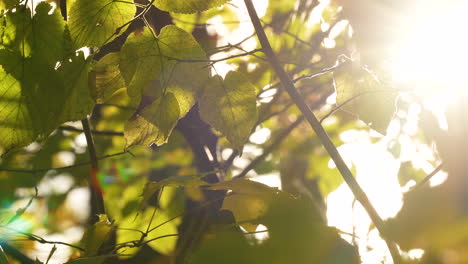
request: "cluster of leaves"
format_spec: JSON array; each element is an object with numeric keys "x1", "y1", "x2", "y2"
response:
[{"x1": 1, "y1": 0, "x2": 459, "y2": 263}]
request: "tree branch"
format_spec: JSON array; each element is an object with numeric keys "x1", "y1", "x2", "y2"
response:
[
  {"x1": 81, "y1": 118, "x2": 106, "y2": 223},
  {"x1": 415, "y1": 163, "x2": 444, "y2": 190},
  {"x1": 0, "y1": 152, "x2": 128, "y2": 174},
  {"x1": 243, "y1": 1, "x2": 402, "y2": 263}
]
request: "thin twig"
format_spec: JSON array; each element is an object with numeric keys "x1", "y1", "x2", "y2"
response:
[
  {"x1": 243, "y1": 1, "x2": 402, "y2": 263},
  {"x1": 235, "y1": 116, "x2": 305, "y2": 179},
  {"x1": 414, "y1": 163, "x2": 444, "y2": 190},
  {"x1": 58, "y1": 125, "x2": 124, "y2": 136},
  {"x1": 0, "y1": 152, "x2": 128, "y2": 173},
  {"x1": 165, "y1": 48, "x2": 264, "y2": 66},
  {"x1": 222, "y1": 150, "x2": 239, "y2": 172},
  {"x1": 0, "y1": 226, "x2": 85, "y2": 251}
]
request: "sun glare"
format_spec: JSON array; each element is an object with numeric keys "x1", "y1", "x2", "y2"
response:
[{"x1": 392, "y1": 1, "x2": 468, "y2": 97}]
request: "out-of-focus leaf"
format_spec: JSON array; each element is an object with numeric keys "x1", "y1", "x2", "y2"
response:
[
  {"x1": 198, "y1": 71, "x2": 258, "y2": 151},
  {"x1": 80, "y1": 215, "x2": 114, "y2": 256},
  {"x1": 0, "y1": 246, "x2": 9, "y2": 264},
  {"x1": 138, "y1": 175, "x2": 206, "y2": 212},
  {"x1": 208, "y1": 179, "x2": 282, "y2": 232},
  {"x1": 68, "y1": 0, "x2": 135, "y2": 48},
  {"x1": 65, "y1": 255, "x2": 111, "y2": 264},
  {"x1": 153, "y1": 0, "x2": 230, "y2": 14},
  {"x1": 0, "y1": 209, "x2": 15, "y2": 224},
  {"x1": 398, "y1": 161, "x2": 427, "y2": 187},
  {"x1": 118, "y1": 207, "x2": 179, "y2": 256},
  {"x1": 91, "y1": 53, "x2": 126, "y2": 103},
  {"x1": 191, "y1": 191, "x2": 359, "y2": 264},
  {"x1": 0, "y1": 0, "x2": 18, "y2": 11},
  {"x1": 384, "y1": 184, "x2": 468, "y2": 253},
  {"x1": 190, "y1": 231, "x2": 256, "y2": 264},
  {"x1": 334, "y1": 61, "x2": 397, "y2": 135}
]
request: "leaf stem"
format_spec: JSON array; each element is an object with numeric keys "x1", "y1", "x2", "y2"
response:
[{"x1": 243, "y1": 0, "x2": 402, "y2": 263}]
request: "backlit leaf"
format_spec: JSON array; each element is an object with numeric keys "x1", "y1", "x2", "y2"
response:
[
  {"x1": 0, "y1": 52, "x2": 62, "y2": 152},
  {"x1": 124, "y1": 92, "x2": 180, "y2": 148},
  {"x1": 153, "y1": 0, "x2": 231, "y2": 14},
  {"x1": 30, "y1": 2, "x2": 67, "y2": 65},
  {"x1": 119, "y1": 25, "x2": 208, "y2": 100},
  {"x1": 91, "y1": 52, "x2": 126, "y2": 103},
  {"x1": 57, "y1": 52, "x2": 94, "y2": 123},
  {"x1": 1, "y1": 2, "x2": 66, "y2": 62},
  {"x1": 334, "y1": 61, "x2": 397, "y2": 134},
  {"x1": 208, "y1": 179, "x2": 282, "y2": 232},
  {"x1": 68, "y1": 0, "x2": 136, "y2": 48},
  {"x1": 198, "y1": 71, "x2": 258, "y2": 151}
]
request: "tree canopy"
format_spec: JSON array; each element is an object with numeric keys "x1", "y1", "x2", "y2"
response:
[{"x1": 0, "y1": 0, "x2": 466, "y2": 263}]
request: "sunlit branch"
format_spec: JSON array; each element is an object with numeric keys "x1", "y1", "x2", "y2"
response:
[
  {"x1": 414, "y1": 163, "x2": 444, "y2": 190},
  {"x1": 58, "y1": 125, "x2": 124, "y2": 136},
  {"x1": 208, "y1": 33, "x2": 256, "y2": 55},
  {"x1": 243, "y1": 1, "x2": 402, "y2": 263},
  {"x1": 0, "y1": 225, "x2": 85, "y2": 251},
  {"x1": 172, "y1": 17, "x2": 250, "y2": 27},
  {"x1": 0, "y1": 152, "x2": 128, "y2": 173},
  {"x1": 165, "y1": 48, "x2": 264, "y2": 66}
]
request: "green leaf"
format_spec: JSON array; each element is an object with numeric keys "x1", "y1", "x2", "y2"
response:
[
  {"x1": 68, "y1": 0, "x2": 135, "y2": 48},
  {"x1": 0, "y1": 5, "x2": 30, "y2": 54},
  {"x1": 153, "y1": 0, "x2": 231, "y2": 14},
  {"x1": 80, "y1": 215, "x2": 114, "y2": 256},
  {"x1": 0, "y1": 50, "x2": 94, "y2": 154},
  {"x1": 198, "y1": 71, "x2": 258, "y2": 151},
  {"x1": 334, "y1": 61, "x2": 397, "y2": 135},
  {"x1": 119, "y1": 25, "x2": 209, "y2": 100},
  {"x1": 0, "y1": 3, "x2": 66, "y2": 63},
  {"x1": 57, "y1": 52, "x2": 95, "y2": 123},
  {"x1": 0, "y1": 51, "x2": 62, "y2": 152},
  {"x1": 91, "y1": 52, "x2": 126, "y2": 103},
  {"x1": 124, "y1": 92, "x2": 180, "y2": 148},
  {"x1": 0, "y1": 246, "x2": 9, "y2": 264},
  {"x1": 30, "y1": 2, "x2": 67, "y2": 65}
]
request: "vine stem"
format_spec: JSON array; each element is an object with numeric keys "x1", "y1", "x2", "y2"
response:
[
  {"x1": 243, "y1": 1, "x2": 402, "y2": 263},
  {"x1": 81, "y1": 118, "x2": 106, "y2": 224}
]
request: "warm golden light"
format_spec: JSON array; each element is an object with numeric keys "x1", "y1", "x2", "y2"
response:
[{"x1": 392, "y1": 1, "x2": 468, "y2": 97}]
